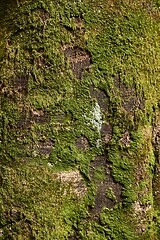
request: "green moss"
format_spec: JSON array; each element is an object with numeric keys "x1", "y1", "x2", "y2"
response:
[
  {"x1": 99, "y1": 206, "x2": 139, "y2": 240},
  {"x1": 94, "y1": 166, "x2": 106, "y2": 181},
  {"x1": 0, "y1": 164, "x2": 89, "y2": 239},
  {"x1": 106, "y1": 188, "x2": 117, "y2": 202},
  {"x1": 0, "y1": 0, "x2": 160, "y2": 239}
]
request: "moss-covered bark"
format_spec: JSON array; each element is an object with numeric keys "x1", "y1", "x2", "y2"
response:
[{"x1": 0, "y1": 0, "x2": 160, "y2": 239}]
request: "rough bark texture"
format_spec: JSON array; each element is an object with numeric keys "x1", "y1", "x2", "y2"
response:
[{"x1": 0, "y1": 0, "x2": 160, "y2": 239}]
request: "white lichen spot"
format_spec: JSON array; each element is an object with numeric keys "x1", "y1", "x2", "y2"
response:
[
  {"x1": 96, "y1": 139, "x2": 102, "y2": 148},
  {"x1": 47, "y1": 162, "x2": 53, "y2": 167},
  {"x1": 0, "y1": 229, "x2": 3, "y2": 237},
  {"x1": 32, "y1": 150, "x2": 38, "y2": 157},
  {"x1": 83, "y1": 102, "x2": 103, "y2": 132}
]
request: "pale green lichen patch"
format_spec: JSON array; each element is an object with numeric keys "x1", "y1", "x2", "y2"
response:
[{"x1": 83, "y1": 102, "x2": 103, "y2": 132}]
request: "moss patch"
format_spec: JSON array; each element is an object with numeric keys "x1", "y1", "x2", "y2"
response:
[{"x1": 0, "y1": 0, "x2": 160, "y2": 239}]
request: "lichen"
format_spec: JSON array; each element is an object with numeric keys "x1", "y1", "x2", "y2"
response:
[{"x1": 83, "y1": 102, "x2": 103, "y2": 132}]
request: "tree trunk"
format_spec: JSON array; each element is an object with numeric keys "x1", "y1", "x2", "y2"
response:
[{"x1": 0, "y1": 0, "x2": 160, "y2": 239}]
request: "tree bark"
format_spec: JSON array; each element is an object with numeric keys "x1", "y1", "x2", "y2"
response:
[{"x1": 0, "y1": 0, "x2": 160, "y2": 239}]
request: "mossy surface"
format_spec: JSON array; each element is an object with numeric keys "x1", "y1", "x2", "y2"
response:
[{"x1": 0, "y1": 0, "x2": 160, "y2": 239}]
